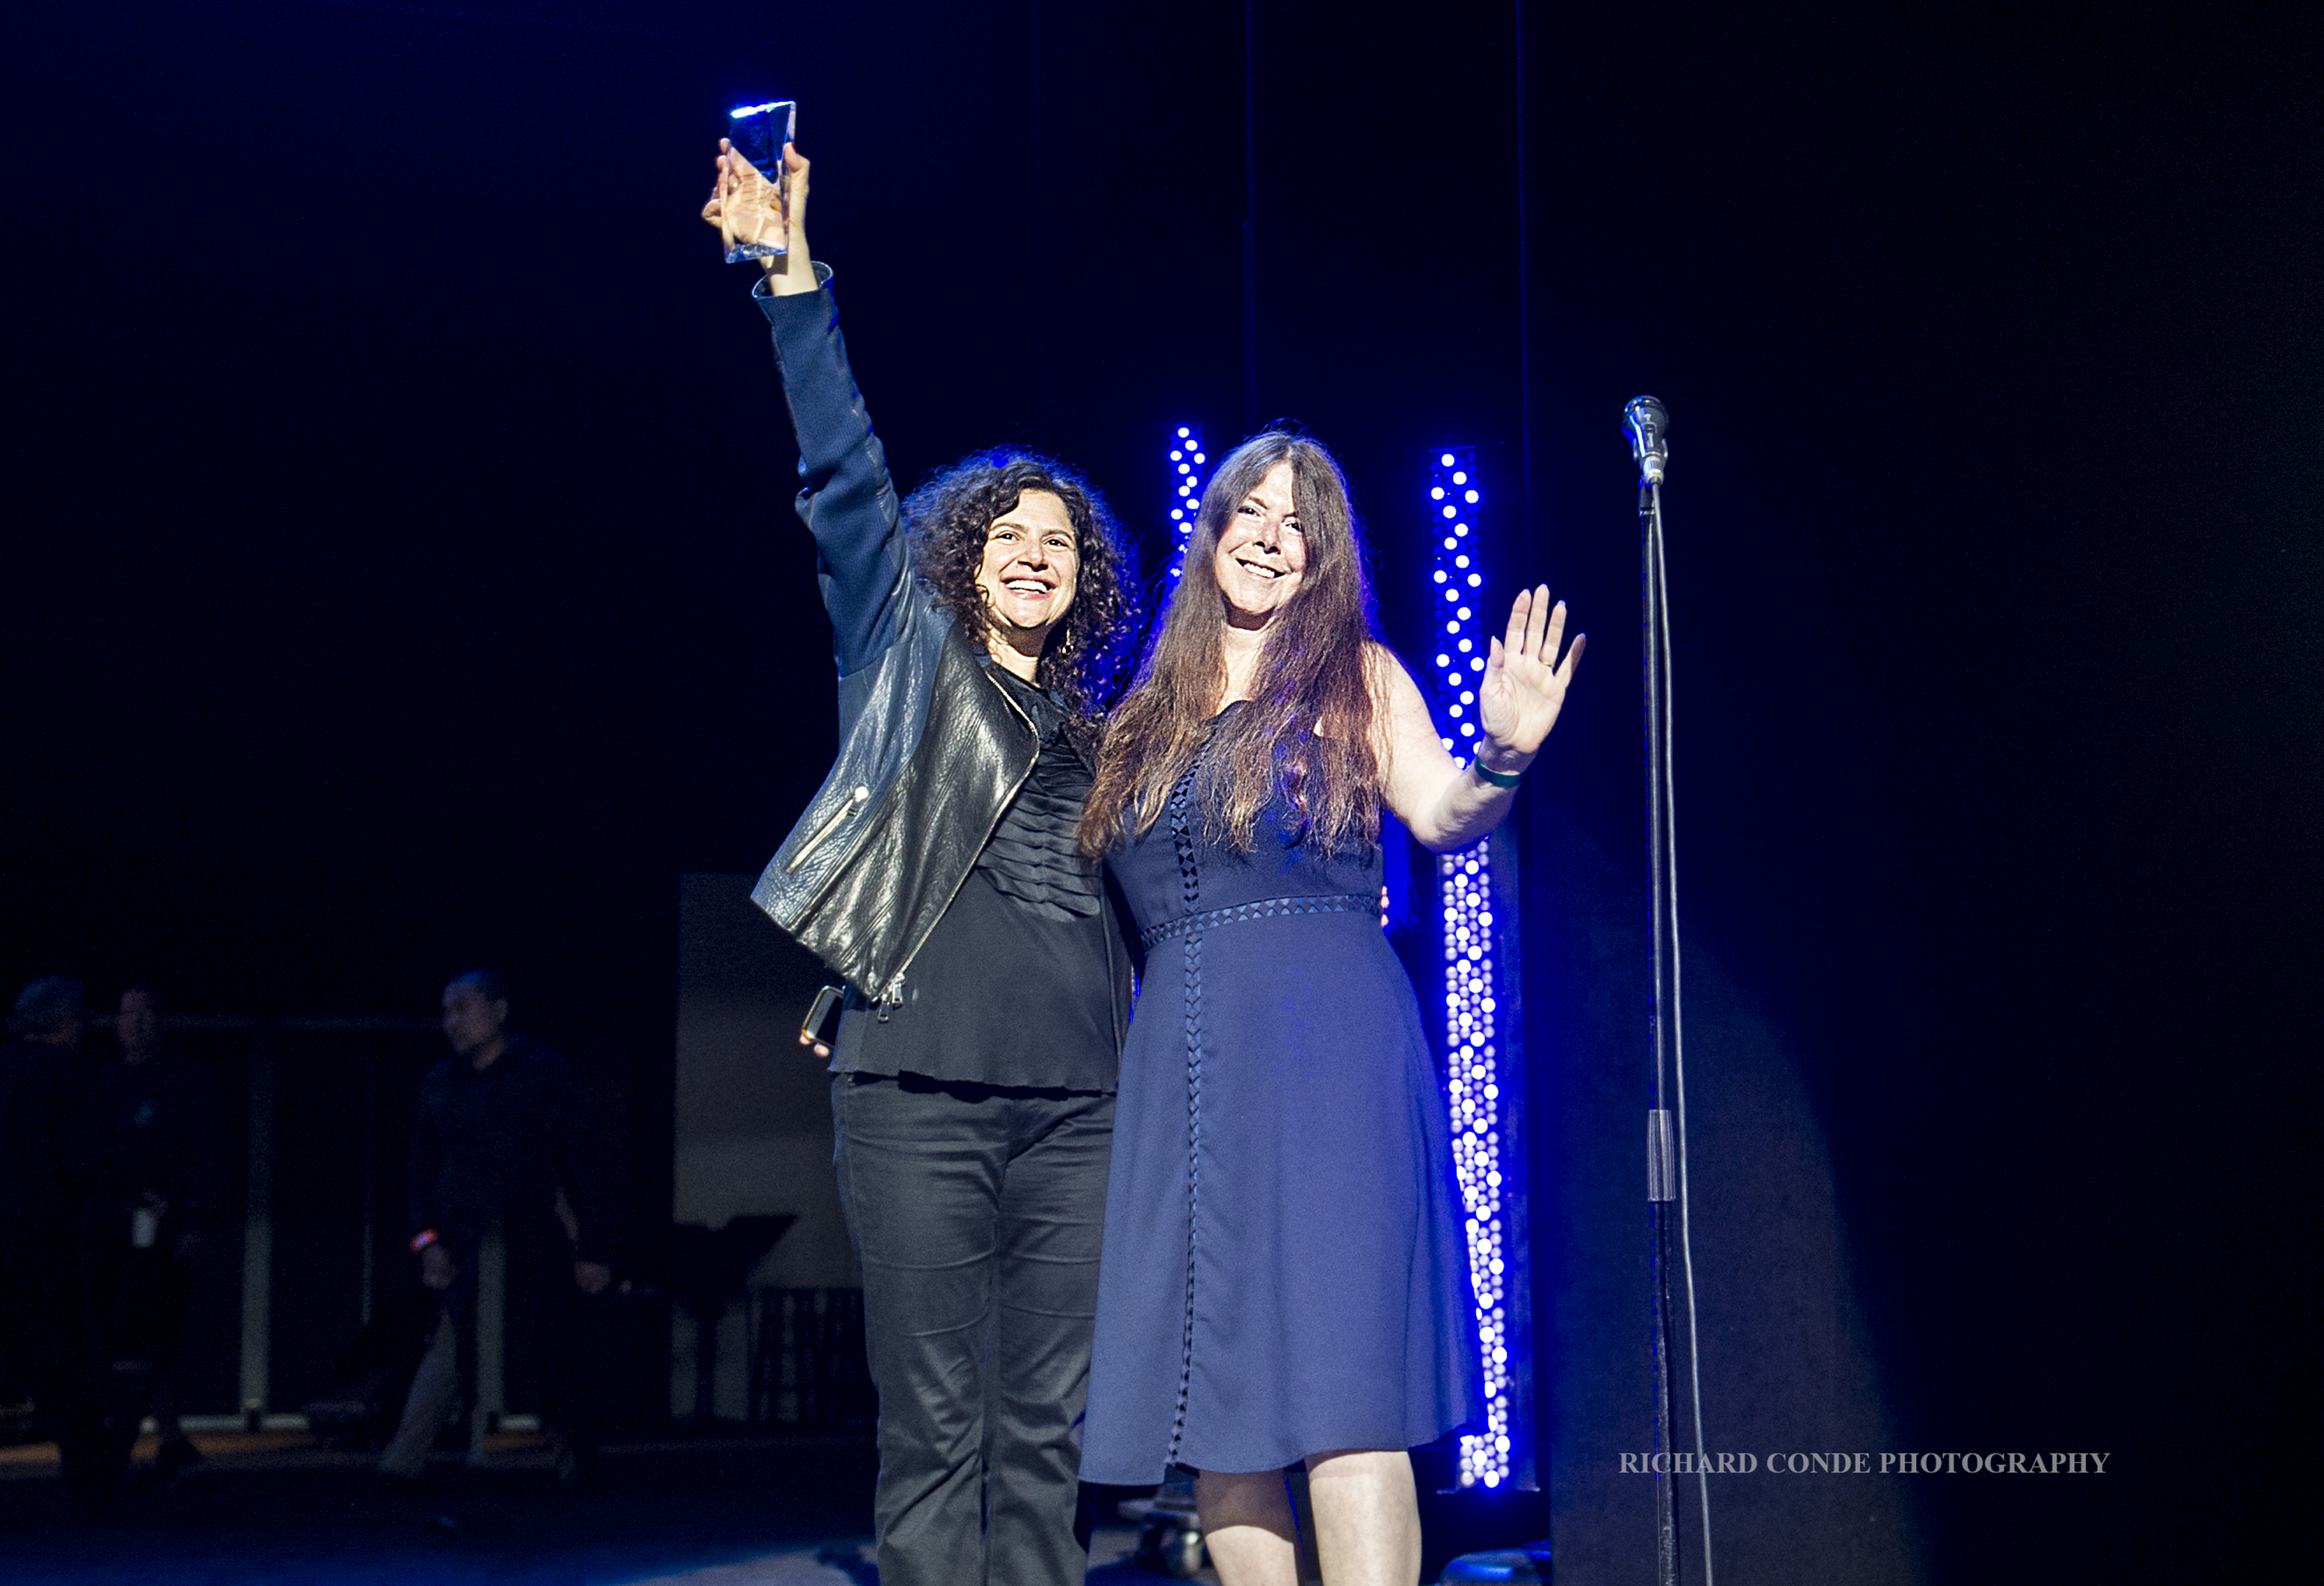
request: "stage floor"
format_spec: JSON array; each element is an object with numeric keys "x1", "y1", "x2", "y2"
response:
[{"x1": 0, "y1": 1432, "x2": 1160, "y2": 1585}]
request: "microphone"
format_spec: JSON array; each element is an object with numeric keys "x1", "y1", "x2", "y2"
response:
[{"x1": 1623, "y1": 395, "x2": 1669, "y2": 487}]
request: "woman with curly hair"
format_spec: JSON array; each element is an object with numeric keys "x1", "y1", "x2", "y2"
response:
[
  {"x1": 1076, "y1": 431, "x2": 1583, "y2": 1586},
  {"x1": 702, "y1": 142, "x2": 1141, "y2": 1586}
]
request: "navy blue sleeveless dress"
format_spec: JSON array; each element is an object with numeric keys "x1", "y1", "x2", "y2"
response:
[{"x1": 1080, "y1": 745, "x2": 1482, "y2": 1481}]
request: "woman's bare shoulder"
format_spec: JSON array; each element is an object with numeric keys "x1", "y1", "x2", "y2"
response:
[{"x1": 1363, "y1": 641, "x2": 1426, "y2": 704}]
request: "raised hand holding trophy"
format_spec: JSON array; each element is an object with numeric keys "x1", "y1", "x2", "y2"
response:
[{"x1": 716, "y1": 100, "x2": 796, "y2": 263}]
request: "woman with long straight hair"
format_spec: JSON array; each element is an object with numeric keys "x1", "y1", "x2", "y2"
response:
[{"x1": 1077, "y1": 431, "x2": 1583, "y2": 1586}]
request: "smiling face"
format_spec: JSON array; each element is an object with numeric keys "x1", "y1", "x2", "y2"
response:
[
  {"x1": 1213, "y1": 459, "x2": 1307, "y2": 625},
  {"x1": 975, "y1": 489, "x2": 1081, "y2": 652}
]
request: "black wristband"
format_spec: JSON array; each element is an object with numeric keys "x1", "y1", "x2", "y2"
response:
[{"x1": 1471, "y1": 758, "x2": 1524, "y2": 790}]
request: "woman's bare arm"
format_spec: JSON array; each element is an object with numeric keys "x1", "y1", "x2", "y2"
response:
[{"x1": 1376, "y1": 587, "x2": 1584, "y2": 852}]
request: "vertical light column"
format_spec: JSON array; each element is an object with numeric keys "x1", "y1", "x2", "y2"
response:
[
  {"x1": 1166, "y1": 425, "x2": 1206, "y2": 579},
  {"x1": 1426, "y1": 448, "x2": 1525, "y2": 1490}
]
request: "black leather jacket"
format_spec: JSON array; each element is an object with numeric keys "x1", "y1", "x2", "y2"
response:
[{"x1": 744, "y1": 275, "x2": 1133, "y2": 1048}]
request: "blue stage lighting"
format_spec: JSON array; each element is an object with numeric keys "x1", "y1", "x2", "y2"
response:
[
  {"x1": 1425, "y1": 447, "x2": 1532, "y2": 1492},
  {"x1": 1166, "y1": 425, "x2": 1205, "y2": 580}
]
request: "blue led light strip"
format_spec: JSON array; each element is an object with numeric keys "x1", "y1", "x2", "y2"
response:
[
  {"x1": 1427, "y1": 448, "x2": 1516, "y2": 1490},
  {"x1": 1166, "y1": 425, "x2": 1206, "y2": 579}
]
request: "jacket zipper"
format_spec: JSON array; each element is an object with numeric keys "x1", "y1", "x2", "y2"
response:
[
  {"x1": 876, "y1": 671, "x2": 1041, "y2": 1006},
  {"x1": 785, "y1": 783, "x2": 871, "y2": 873}
]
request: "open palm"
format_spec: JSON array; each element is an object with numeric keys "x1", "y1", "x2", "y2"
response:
[{"x1": 1476, "y1": 585, "x2": 1584, "y2": 759}]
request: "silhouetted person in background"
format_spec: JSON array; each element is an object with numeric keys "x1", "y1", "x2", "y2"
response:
[
  {"x1": 0, "y1": 978, "x2": 98, "y2": 1502},
  {"x1": 383, "y1": 971, "x2": 611, "y2": 1485},
  {"x1": 81, "y1": 986, "x2": 222, "y2": 1482}
]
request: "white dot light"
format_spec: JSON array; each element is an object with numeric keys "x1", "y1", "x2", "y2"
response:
[
  {"x1": 1429, "y1": 446, "x2": 1519, "y2": 1493},
  {"x1": 1166, "y1": 423, "x2": 1204, "y2": 576}
]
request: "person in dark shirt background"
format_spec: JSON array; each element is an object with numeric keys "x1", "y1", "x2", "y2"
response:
[
  {"x1": 82, "y1": 986, "x2": 223, "y2": 1481},
  {"x1": 384, "y1": 970, "x2": 611, "y2": 1484},
  {"x1": 0, "y1": 978, "x2": 86, "y2": 1473}
]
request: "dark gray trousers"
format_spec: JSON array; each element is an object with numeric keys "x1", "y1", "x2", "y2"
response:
[{"x1": 833, "y1": 1072, "x2": 1114, "y2": 1586}]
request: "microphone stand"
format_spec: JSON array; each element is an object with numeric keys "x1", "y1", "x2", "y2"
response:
[
  {"x1": 1446, "y1": 411, "x2": 1715, "y2": 1586},
  {"x1": 1636, "y1": 412, "x2": 1713, "y2": 1586}
]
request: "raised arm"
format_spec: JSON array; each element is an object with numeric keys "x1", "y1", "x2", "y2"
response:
[
  {"x1": 1376, "y1": 586, "x2": 1584, "y2": 852},
  {"x1": 704, "y1": 142, "x2": 909, "y2": 677}
]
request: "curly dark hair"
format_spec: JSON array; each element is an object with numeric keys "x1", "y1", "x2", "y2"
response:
[{"x1": 902, "y1": 450, "x2": 1142, "y2": 717}]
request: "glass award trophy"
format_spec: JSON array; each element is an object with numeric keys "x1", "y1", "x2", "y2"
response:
[{"x1": 723, "y1": 100, "x2": 797, "y2": 264}]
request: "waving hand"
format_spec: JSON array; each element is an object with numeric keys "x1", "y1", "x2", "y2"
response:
[{"x1": 1476, "y1": 585, "x2": 1585, "y2": 765}]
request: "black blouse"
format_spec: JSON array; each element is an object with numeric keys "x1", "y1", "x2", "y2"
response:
[{"x1": 835, "y1": 663, "x2": 1120, "y2": 1092}]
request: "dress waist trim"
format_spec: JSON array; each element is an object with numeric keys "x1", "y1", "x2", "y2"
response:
[{"x1": 1136, "y1": 891, "x2": 1378, "y2": 951}]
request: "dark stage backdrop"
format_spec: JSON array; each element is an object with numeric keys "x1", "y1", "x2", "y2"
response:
[
  {"x1": 3, "y1": 2, "x2": 2314, "y2": 1582},
  {"x1": 1514, "y1": 8, "x2": 2317, "y2": 1583}
]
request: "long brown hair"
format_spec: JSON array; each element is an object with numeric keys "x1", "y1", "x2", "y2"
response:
[
  {"x1": 904, "y1": 451, "x2": 1141, "y2": 717},
  {"x1": 1080, "y1": 430, "x2": 1384, "y2": 856}
]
